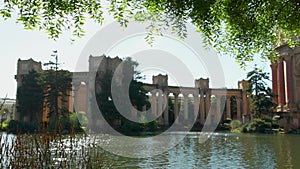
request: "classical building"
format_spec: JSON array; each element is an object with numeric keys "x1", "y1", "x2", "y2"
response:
[
  {"x1": 15, "y1": 56, "x2": 124, "y2": 124},
  {"x1": 16, "y1": 55, "x2": 250, "y2": 129},
  {"x1": 271, "y1": 44, "x2": 300, "y2": 129},
  {"x1": 72, "y1": 56, "x2": 251, "y2": 128}
]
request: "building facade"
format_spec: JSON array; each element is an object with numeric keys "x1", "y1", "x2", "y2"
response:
[
  {"x1": 16, "y1": 55, "x2": 250, "y2": 128},
  {"x1": 271, "y1": 44, "x2": 300, "y2": 129}
]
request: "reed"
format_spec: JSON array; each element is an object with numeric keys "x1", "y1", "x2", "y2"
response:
[{"x1": 0, "y1": 125, "x2": 111, "y2": 168}]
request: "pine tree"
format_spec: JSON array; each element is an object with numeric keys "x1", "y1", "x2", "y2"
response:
[{"x1": 246, "y1": 67, "x2": 276, "y2": 117}]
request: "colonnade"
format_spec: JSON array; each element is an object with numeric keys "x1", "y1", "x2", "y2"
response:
[
  {"x1": 71, "y1": 72, "x2": 249, "y2": 127},
  {"x1": 148, "y1": 87, "x2": 245, "y2": 126},
  {"x1": 271, "y1": 52, "x2": 295, "y2": 111}
]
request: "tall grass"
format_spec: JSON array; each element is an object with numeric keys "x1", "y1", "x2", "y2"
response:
[{"x1": 0, "y1": 126, "x2": 112, "y2": 168}]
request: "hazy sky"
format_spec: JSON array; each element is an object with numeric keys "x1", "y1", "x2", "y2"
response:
[{"x1": 0, "y1": 14, "x2": 271, "y2": 99}]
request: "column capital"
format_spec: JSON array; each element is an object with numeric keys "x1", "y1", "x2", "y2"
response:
[
  {"x1": 151, "y1": 90, "x2": 157, "y2": 96},
  {"x1": 183, "y1": 93, "x2": 189, "y2": 97},
  {"x1": 215, "y1": 94, "x2": 222, "y2": 99},
  {"x1": 193, "y1": 93, "x2": 199, "y2": 98},
  {"x1": 277, "y1": 56, "x2": 284, "y2": 62},
  {"x1": 283, "y1": 54, "x2": 292, "y2": 60},
  {"x1": 173, "y1": 92, "x2": 179, "y2": 97},
  {"x1": 270, "y1": 61, "x2": 278, "y2": 69}
]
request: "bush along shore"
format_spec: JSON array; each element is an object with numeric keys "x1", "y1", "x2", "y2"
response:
[{"x1": 217, "y1": 116, "x2": 293, "y2": 134}]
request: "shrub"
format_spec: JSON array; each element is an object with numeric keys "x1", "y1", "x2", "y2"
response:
[
  {"x1": 217, "y1": 118, "x2": 232, "y2": 131},
  {"x1": 242, "y1": 117, "x2": 279, "y2": 133},
  {"x1": 1, "y1": 119, "x2": 11, "y2": 130},
  {"x1": 120, "y1": 120, "x2": 143, "y2": 133},
  {"x1": 48, "y1": 113, "x2": 84, "y2": 134},
  {"x1": 7, "y1": 120, "x2": 38, "y2": 134},
  {"x1": 230, "y1": 120, "x2": 242, "y2": 130}
]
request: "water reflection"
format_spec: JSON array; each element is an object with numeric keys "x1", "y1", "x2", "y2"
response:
[
  {"x1": 1, "y1": 132, "x2": 300, "y2": 168},
  {"x1": 102, "y1": 132, "x2": 300, "y2": 169}
]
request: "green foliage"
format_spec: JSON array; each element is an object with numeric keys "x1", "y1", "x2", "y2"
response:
[
  {"x1": 17, "y1": 70, "x2": 44, "y2": 123},
  {"x1": 39, "y1": 69, "x2": 72, "y2": 122},
  {"x1": 242, "y1": 117, "x2": 279, "y2": 133},
  {"x1": 2, "y1": 1, "x2": 300, "y2": 65},
  {"x1": 7, "y1": 120, "x2": 38, "y2": 134},
  {"x1": 48, "y1": 112, "x2": 84, "y2": 133},
  {"x1": 139, "y1": 112, "x2": 158, "y2": 131},
  {"x1": 1, "y1": 119, "x2": 11, "y2": 130},
  {"x1": 230, "y1": 120, "x2": 242, "y2": 130},
  {"x1": 69, "y1": 112, "x2": 83, "y2": 131},
  {"x1": 16, "y1": 60, "x2": 72, "y2": 130},
  {"x1": 96, "y1": 57, "x2": 154, "y2": 133},
  {"x1": 96, "y1": 71, "x2": 120, "y2": 120},
  {"x1": 246, "y1": 67, "x2": 276, "y2": 117},
  {"x1": 77, "y1": 111, "x2": 88, "y2": 128},
  {"x1": 217, "y1": 118, "x2": 231, "y2": 131},
  {"x1": 120, "y1": 113, "x2": 158, "y2": 134}
]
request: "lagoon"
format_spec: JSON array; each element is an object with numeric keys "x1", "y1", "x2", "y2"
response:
[
  {"x1": 99, "y1": 132, "x2": 300, "y2": 169},
  {"x1": 1, "y1": 132, "x2": 300, "y2": 168}
]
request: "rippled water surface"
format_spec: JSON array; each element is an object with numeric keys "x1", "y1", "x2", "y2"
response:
[
  {"x1": 99, "y1": 132, "x2": 300, "y2": 169},
  {"x1": 2, "y1": 132, "x2": 300, "y2": 168}
]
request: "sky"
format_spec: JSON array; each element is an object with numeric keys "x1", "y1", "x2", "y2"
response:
[{"x1": 0, "y1": 13, "x2": 271, "y2": 99}]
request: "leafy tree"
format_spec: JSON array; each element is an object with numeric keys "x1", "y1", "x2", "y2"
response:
[
  {"x1": 17, "y1": 70, "x2": 43, "y2": 123},
  {"x1": 2, "y1": 1, "x2": 300, "y2": 66},
  {"x1": 246, "y1": 67, "x2": 276, "y2": 117},
  {"x1": 96, "y1": 57, "x2": 152, "y2": 131},
  {"x1": 96, "y1": 71, "x2": 120, "y2": 122}
]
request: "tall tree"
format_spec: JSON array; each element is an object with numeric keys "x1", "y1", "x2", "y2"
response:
[
  {"x1": 96, "y1": 57, "x2": 151, "y2": 129},
  {"x1": 2, "y1": 1, "x2": 300, "y2": 66},
  {"x1": 96, "y1": 71, "x2": 120, "y2": 121},
  {"x1": 17, "y1": 70, "x2": 43, "y2": 123},
  {"x1": 246, "y1": 67, "x2": 276, "y2": 117},
  {"x1": 39, "y1": 69, "x2": 72, "y2": 125}
]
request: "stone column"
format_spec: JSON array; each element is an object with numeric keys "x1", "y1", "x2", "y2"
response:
[
  {"x1": 277, "y1": 57, "x2": 286, "y2": 108},
  {"x1": 163, "y1": 93, "x2": 169, "y2": 125},
  {"x1": 183, "y1": 93, "x2": 189, "y2": 120},
  {"x1": 84, "y1": 81, "x2": 89, "y2": 115},
  {"x1": 205, "y1": 91, "x2": 211, "y2": 125},
  {"x1": 200, "y1": 91, "x2": 205, "y2": 123},
  {"x1": 73, "y1": 82, "x2": 80, "y2": 112},
  {"x1": 270, "y1": 62, "x2": 278, "y2": 104},
  {"x1": 216, "y1": 95, "x2": 221, "y2": 123},
  {"x1": 226, "y1": 96, "x2": 231, "y2": 119},
  {"x1": 193, "y1": 93, "x2": 199, "y2": 121},
  {"x1": 283, "y1": 55, "x2": 294, "y2": 109},
  {"x1": 157, "y1": 92, "x2": 164, "y2": 125},
  {"x1": 205, "y1": 91, "x2": 211, "y2": 118},
  {"x1": 236, "y1": 97, "x2": 241, "y2": 121},
  {"x1": 174, "y1": 93, "x2": 179, "y2": 124},
  {"x1": 151, "y1": 91, "x2": 157, "y2": 116}
]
